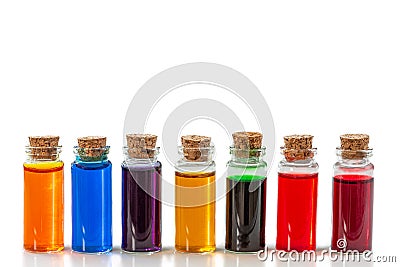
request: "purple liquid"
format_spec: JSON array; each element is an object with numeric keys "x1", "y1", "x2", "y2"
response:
[{"x1": 121, "y1": 162, "x2": 162, "y2": 252}]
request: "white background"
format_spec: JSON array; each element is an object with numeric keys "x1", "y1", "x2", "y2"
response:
[{"x1": 0, "y1": 0, "x2": 399, "y2": 266}]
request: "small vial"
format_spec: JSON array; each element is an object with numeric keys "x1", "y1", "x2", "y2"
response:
[
  {"x1": 121, "y1": 134, "x2": 162, "y2": 253},
  {"x1": 276, "y1": 135, "x2": 319, "y2": 252},
  {"x1": 175, "y1": 135, "x2": 216, "y2": 253},
  {"x1": 225, "y1": 132, "x2": 267, "y2": 253},
  {"x1": 24, "y1": 136, "x2": 64, "y2": 252},
  {"x1": 332, "y1": 134, "x2": 374, "y2": 252},
  {"x1": 71, "y1": 136, "x2": 112, "y2": 253}
]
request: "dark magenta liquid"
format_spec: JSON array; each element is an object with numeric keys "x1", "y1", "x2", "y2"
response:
[
  {"x1": 332, "y1": 174, "x2": 374, "y2": 251},
  {"x1": 276, "y1": 172, "x2": 318, "y2": 252},
  {"x1": 121, "y1": 162, "x2": 162, "y2": 252}
]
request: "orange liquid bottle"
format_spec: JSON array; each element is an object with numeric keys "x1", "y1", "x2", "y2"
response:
[
  {"x1": 175, "y1": 135, "x2": 216, "y2": 253},
  {"x1": 175, "y1": 171, "x2": 216, "y2": 253},
  {"x1": 24, "y1": 136, "x2": 64, "y2": 252}
]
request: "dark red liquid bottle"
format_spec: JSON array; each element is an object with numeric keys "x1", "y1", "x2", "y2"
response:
[
  {"x1": 332, "y1": 134, "x2": 374, "y2": 252},
  {"x1": 276, "y1": 134, "x2": 318, "y2": 252}
]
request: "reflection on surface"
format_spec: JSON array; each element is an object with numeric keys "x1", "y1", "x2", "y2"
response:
[
  {"x1": 331, "y1": 257, "x2": 373, "y2": 267},
  {"x1": 173, "y1": 249, "x2": 216, "y2": 267},
  {"x1": 20, "y1": 246, "x2": 378, "y2": 267},
  {"x1": 23, "y1": 251, "x2": 64, "y2": 267},
  {"x1": 275, "y1": 258, "x2": 316, "y2": 267},
  {"x1": 222, "y1": 250, "x2": 266, "y2": 267},
  {"x1": 66, "y1": 249, "x2": 112, "y2": 267}
]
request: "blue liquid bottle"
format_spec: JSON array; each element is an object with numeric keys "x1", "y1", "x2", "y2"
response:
[{"x1": 71, "y1": 136, "x2": 112, "y2": 253}]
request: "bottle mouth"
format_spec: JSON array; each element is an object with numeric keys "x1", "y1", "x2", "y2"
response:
[
  {"x1": 280, "y1": 147, "x2": 317, "y2": 161},
  {"x1": 178, "y1": 145, "x2": 215, "y2": 162},
  {"x1": 336, "y1": 147, "x2": 373, "y2": 159},
  {"x1": 25, "y1": 146, "x2": 62, "y2": 161},
  {"x1": 123, "y1": 146, "x2": 160, "y2": 160},
  {"x1": 73, "y1": 146, "x2": 110, "y2": 162},
  {"x1": 229, "y1": 146, "x2": 266, "y2": 158}
]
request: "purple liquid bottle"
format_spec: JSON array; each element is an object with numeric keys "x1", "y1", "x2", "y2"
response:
[{"x1": 121, "y1": 134, "x2": 162, "y2": 253}]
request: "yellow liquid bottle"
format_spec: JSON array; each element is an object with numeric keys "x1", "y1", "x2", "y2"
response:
[{"x1": 175, "y1": 135, "x2": 216, "y2": 253}]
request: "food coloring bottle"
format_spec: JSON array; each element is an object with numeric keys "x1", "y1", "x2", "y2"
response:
[
  {"x1": 24, "y1": 135, "x2": 64, "y2": 252},
  {"x1": 332, "y1": 134, "x2": 374, "y2": 252},
  {"x1": 225, "y1": 131, "x2": 267, "y2": 253},
  {"x1": 71, "y1": 136, "x2": 112, "y2": 253},
  {"x1": 175, "y1": 135, "x2": 216, "y2": 253},
  {"x1": 121, "y1": 134, "x2": 162, "y2": 253},
  {"x1": 276, "y1": 134, "x2": 319, "y2": 252}
]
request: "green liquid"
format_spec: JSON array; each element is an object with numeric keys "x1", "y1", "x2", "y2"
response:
[{"x1": 228, "y1": 174, "x2": 266, "y2": 181}]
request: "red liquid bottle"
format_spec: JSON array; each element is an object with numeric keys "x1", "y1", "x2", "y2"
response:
[
  {"x1": 276, "y1": 135, "x2": 318, "y2": 252},
  {"x1": 332, "y1": 134, "x2": 374, "y2": 252}
]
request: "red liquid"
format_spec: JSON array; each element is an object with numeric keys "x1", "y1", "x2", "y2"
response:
[
  {"x1": 332, "y1": 175, "x2": 373, "y2": 251},
  {"x1": 276, "y1": 172, "x2": 318, "y2": 251}
]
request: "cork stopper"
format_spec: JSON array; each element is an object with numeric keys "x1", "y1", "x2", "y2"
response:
[
  {"x1": 28, "y1": 135, "x2": 60, "y2": 160},
  {"x1": 126, "y1": 134, "x2": 157, "y2": 159},
  {"x1": 340, "y1": 134, "x2": 370, "y2": 159},
  {"x1": 232, "y1": 131, "x2": 263, "y2": 158},
  {"x1": 181, "y1": 135, "x2": 211, "y2": 161},
  {"x1": 77, "y1": 136, "x2": 107, "y2": 159},
  {"x1": 283, "y1": 134, "x2": 314, "y2": 161}
]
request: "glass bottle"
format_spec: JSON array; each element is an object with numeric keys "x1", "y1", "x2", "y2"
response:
[
  {"x1": 276, "y1": 135, "x2": 318, "y2": 252},
  {"x1": 121, "y1": 134, "x2": 162, "y2": 253},
  {"x1": 175, "y1": 135, "x2": 216, "y2": 253},
  {"x1": 24, "y1": 136, "x2": 64, "y2": 252},
  {"x1": 71, "y1": 136, "x2": 112, "y2": 253},
  {"x1": 225, "y1": 131, "x2": 267, "y2": 253},
  {"x1": 332, "y1": 134, "x2": 374, "y2": 252}
]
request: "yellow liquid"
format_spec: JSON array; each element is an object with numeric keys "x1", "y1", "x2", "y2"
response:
[
  {"x1": 175, "y1": 171, "x2": 216, "y2": 253},
  {"x1": 24, "y1": 161, "x2": 64, "y2": 252}
]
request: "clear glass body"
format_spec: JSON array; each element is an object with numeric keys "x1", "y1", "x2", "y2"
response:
[
  {"x1": 121, "y1": 147, "x2": 162, "y2": 253},
  {"x1": 175, "y1": 146, "x2": 216, "y2": 253},
  {"x1": 276, "y1": 149, "x2": 319, "y2": 252},
  {"x1": 225, "y1": 147, "x2": 267, "y2": 253},
  {"x1": 332, "y1": 148, "x2": 374, "y2": 252},
  {"x1": 71, "y1": 147, "x2": 112, "y2": 253},
  {"x1": 24, "y1": 146, "x2": 64, "y2": 252}
]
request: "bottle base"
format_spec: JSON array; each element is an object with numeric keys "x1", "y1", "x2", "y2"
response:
[
  {"x1": 175, "y1": 245, "x2": 215, "y2": 254},
  {"x1": 24, "y1": 244, "x2": 64, "y2": 253},
  {"x1": 224, "y1": 248, "x2": 263, "y2": 254},
  {"x1": 121, "y1": 247, "x2": 161, "y2": 254},
  {"x1": 72, "y1": 246, "x2": 112, "y2": 254}
]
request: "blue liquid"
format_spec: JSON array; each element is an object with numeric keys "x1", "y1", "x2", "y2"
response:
[{"x1": 71, "y1": 160, "x2": 112, "y2": 253}]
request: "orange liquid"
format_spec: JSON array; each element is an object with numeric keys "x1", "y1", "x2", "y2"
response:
[
  {"x1": 175, "y1": 171, "x2": 216, "y2": 253},
  {"x1": 24, "y1": 161, "x2": 64, "y2": 252}
]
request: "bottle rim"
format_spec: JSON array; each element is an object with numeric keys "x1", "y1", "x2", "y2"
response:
[
  {"x1": 25, "y1": 146, "x2": 62, "y2": 161},
  {"x1": 336, "y1": 147, "x2": 373, "y2": 158}
]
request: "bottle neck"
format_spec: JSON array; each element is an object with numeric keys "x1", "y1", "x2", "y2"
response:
[
  {"x1": 122, "y1": 146, "x2": 159, "y2": 164},
  {"x1": 280, "y1": 157, "x2": 316, "y2": 167},
  {"x1": 229, "y1": 146, "x2": 266, "y2": 164},
  {"x1": 25, "y1": 146, "x2": 62, "y2": 163},
  {"x1": 73, "y1": 146, "x2": 109, "y2": 163},
  {"x1": 178, "y1": 145, "x2": 214, "y2": 163},
  {"x1": 337, "y1": 156, "x2": 370, "y2": 166},
  {"x1": 336, "y1": 148, "x2": 372, "y2": 167}
]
